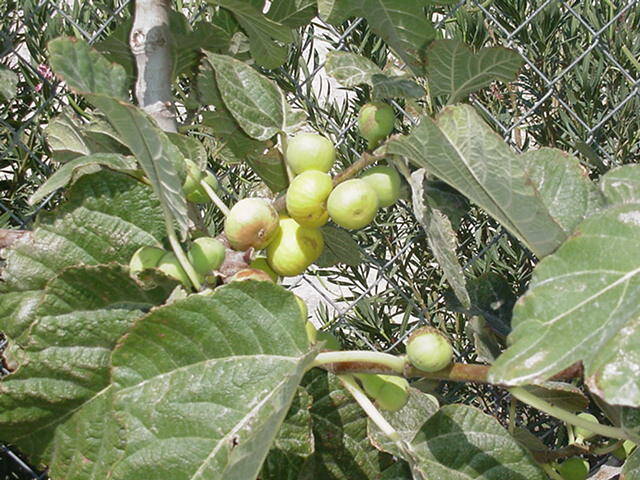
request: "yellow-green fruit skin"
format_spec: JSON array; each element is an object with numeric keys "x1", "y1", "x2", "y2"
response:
[
  {"x1": 224, "y1": 198, "x2": 279, "y2": 251},
  {"x1": 250, "y1": 257, "x2": 279, "y2": 282},
  {"x1": 327, "y1": 179, "x2": 379, "y2": 230},
  {"x1": 358, "y1": 102, "x2": 394, "y2": 148},
  {"x1": 406, "y1": 328, "x2": 453, "y2": 372},
  {"x1": 188, "y1": 237, "x2": 225, "y2": 275},
  {"x1": 266, "y1": 216, "x2": 324, "y2": 276},
  {"x1": 557, "y1": 457, "x2": 588, "y2": 480},
  {"x1": 186, "y1": 172, "x2": 219, "y2": 204},
  {"x1": 286, "y1": 171, "x2": 333, "y2": 227},
  {"x1": 295, "y1": 295, "x2": 308, "y2": 321},
  {"x1": 157, "y1": 252, "x2": 191, "y2": 286},
  {"x1": 360, "y1": 165, "x2": 402, "y2": 208},
  {"x1": 305, "y1": 321, "x2": 318, "y2": 344},
  {"x1": 183, "y1": 160, "x2": 203, "y2": 196},
  {"x1": 286, "y1": 133, "x2": 335, "y2": 174},
  {"x1": 574, "y1": 413, "x2": 599, "y2": 441},
  {"x1": 228, "y1": 268, "x2": 274, "y2": 283},
  {"x1": 376, "y1": 375, "x2": 409, "y2": 412},
  {"x1": 129, "y1": 246, "x2": 165, "y2": 274}
]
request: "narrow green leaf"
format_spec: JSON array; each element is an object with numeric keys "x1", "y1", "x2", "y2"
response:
[
  {"x1": 29, "y1": 153, "x2": 136, "y2": 205},
  {"x1": 410, "y1": 404, "x2": 546, "y2": 479},
  {"x1": 387, "y1": 105, "x2": 568, "y2": 258},
  {"x1": 110, "y1": 282, "x2": 314, "y2": 480},
  {"x1": 49, "y1": 37, "x2": 128, "y2": 101},
  {"x1": 489, "y1": 203, "x2": 640, "y2": 407},
  {"x1": 426, "y1": 39, "x2": 523, "y2": 103},
  {"x1": 600, "y1": 164, "x2": 640, "y2": 205},
  {"x1": 316, "y1": 225, "x2": 363, "y2": 267},
  {"x1": 207, "y1": 53, "x2": 305, "y2": 140}
]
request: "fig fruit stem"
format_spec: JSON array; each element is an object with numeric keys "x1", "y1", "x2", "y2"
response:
[
  {"x1": 311, "y1": 351, "x2": 407, "y2": 373},
  {"x1": 510, "y1": 387, "x2": 628, "y2": 440},
  {"x1": 339, "y1": 374, "x2": 401, "y2": 442},
  {"x1": 200, "y1": 178, "x2": 230, "y2": 216},
  {"x1": 167, "y1": 228, "x2": 202, "y2": 290}
]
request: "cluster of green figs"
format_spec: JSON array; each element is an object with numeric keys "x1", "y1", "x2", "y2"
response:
[{"x1": 128, "y1": 101, "x2": 401, "y2": 286}]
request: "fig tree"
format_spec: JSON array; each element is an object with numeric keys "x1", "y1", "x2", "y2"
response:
[
  {"x1": 327, "y1": 179, "x2": 379, "y2": 230},
  {"x1": 286, "y1": 170, "x2": 333, "y2": 227},
  {"x1": 224, "y1": 198, "x2": 279, "y2": 251},
  {"x1": 188, "y1": 237, "x2": 225, "y2": 275},
  {"x1": 557, "y1": 457, "x2": 589, "y2": 480},
  {"x1": 266, "y1": 215, "x2": 324, "y2": 276},
  {"x1": 357, "y1": 102, "x2": 395, "y2": 148},
  {"x1": 360, "y1": 165, "x2": 402, "y2": 208},
  {"x1": 129, "y1": 246, "x2": 165, "y2": 274},
  {"x1": 157, "y1": 252, "x2": 192, "y2": 286},
  {"x1": 406, "y1": 327, "x2": 453, "y2": 372},
  {"x1": 286, "y1": 132, "x2": 335, "y2": 174}
]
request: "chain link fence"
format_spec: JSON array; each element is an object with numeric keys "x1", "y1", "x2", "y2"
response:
[{"x1": 1, "y1": 0, "x2": 639, "y2": 477}]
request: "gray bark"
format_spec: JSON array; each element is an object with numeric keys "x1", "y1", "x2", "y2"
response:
[{"x1": 130, "y1": 0, "x2": 177, "y2": 132}]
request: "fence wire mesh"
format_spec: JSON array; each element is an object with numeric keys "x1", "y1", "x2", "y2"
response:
[{"x1": 1, "y1": 0, "x2": 639, "y2": 477}]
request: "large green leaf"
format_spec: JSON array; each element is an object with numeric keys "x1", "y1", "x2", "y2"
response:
[
  {"x1": 0, "y1": 264, "x2": 173, "y2": 469},
  {"x1": 299, "y1": 370, "x2": 403, "y2": 479},
  {"x1": 623, "y1": 449, "x2": 640, "y2": 480},
  {"x1": 267, "y1": 0, "x2": 316, "y2": 28},
  {"x1": 600, "y1": 164, "x2": 640, "y2": 205},
  {"x1": 387, "y1": 105, "x2": 572, "y2": 258},
  {"x1": 316, "y1": 226, "x2": 363, "y2": 268},
  {"x1": 110, "y1": 282, "x2": 315, "y2": 480},
  {"x1": 207, "y1": 53, "x2": 305, "y2": 141},
  {"x1": 409, "y1": 404, "x2": 546, "y2": 479},
  {"x1": 49, "y1": 37, "x2": 128, "y2": 101},
  {"x1": 425, "y1": 39, "x2": 523, "y2": 103},
  {"x1": 0, "y1": 171, "x2": 165, "y2": 342},
  {"x1": 246, "y1": 151, "x2": 290, "y2": 193},
  {"x1": 321, "y1": 1, "x2": 435, "y2": 75},
  {"x1": 29, "y1": 153, "x2": 137, "y2": 205},
  {"x1": 324, "y1": 51, "x2": 424, "y2": 99},
  {"x1": 489, "y1": 203, "x2": 640, "y2": 406},
  {"x1": 211, "y1": 0, "x2": 294, "y2": 68}
]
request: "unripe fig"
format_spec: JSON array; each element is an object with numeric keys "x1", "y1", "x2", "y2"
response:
[
  {"x1": 224, "y1": 198, "x2": 279, "y2": 251},
  {"x1": 286, "y1": 133, "x2": 335, "y2": 174},
  {"x1": 266, "y1": 216, "x2": 324, "y2": 276},
  {"x1": 360, "y1": 165, "x2": 402, "y2": 208},
  {"x1": 406, "y1": 327, "x2": 453, "y2": 372},
  {"x1": 129, "y1": 246, "x2": 165, "y2": 274},
  {"x1": 574, "y1": 413, "x2": 599, "y2": 441},
  {"x1": 305, "y1": 321, "x2": 317, "y2": 344},
  {"x1": 182, "y1": 159, "x2": 204, "y2": 198},
  {"x1": 188, "y1": 237, "x2": 225, "y2": 275},
  {"x1": 250, "y1": 256, "x2": 279, "y2": 282},
  {"x1": 327, "y1": 179, "x2": 379, "y2": 230},
  {"x1": 186, "y1": 171, "x2": 219, "y2": 204},
  {"x1": 357, "y1": 102, "x2": 395, "y2": 148},
  {"x1": 227, "y1": 268, "x2": 274, "y2": 283},
  {"x1": 376, "y1": 375, "x2": 409, "y2": 412},
  {"x1": 157, "y1": 252, "x2": 191, "y2": 286},
  {"x1": 557, "y1": 457, "x2": 589, "y2": 480},
  {"x1": 286, "y1": 170, "x2": 333, "y2": 227}
]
